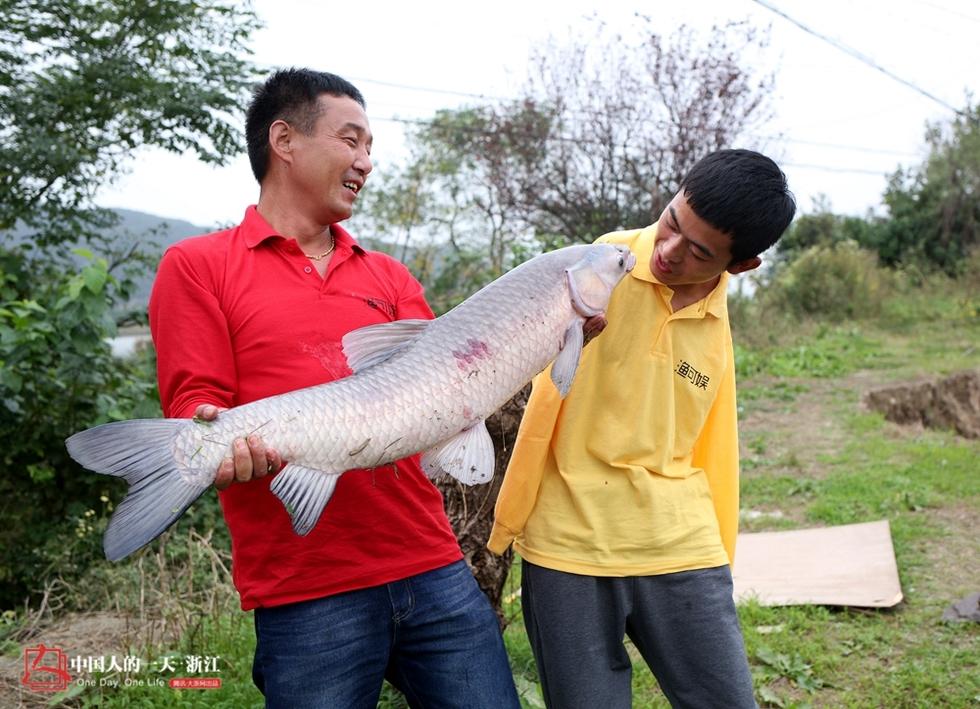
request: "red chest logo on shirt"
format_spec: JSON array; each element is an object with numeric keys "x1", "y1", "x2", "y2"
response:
[{"x1": 363, "y1": 297, "x2": 395, "y2": 319}]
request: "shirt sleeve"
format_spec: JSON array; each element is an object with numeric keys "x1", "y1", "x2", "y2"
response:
[
  {"x1": 149, "y1": 246, "x2": 238, "y2": 419},
  {"x1": 691, "y1": 344, "x2": 740, "y2": 565},
  {"x1": 487, "y1": 368, "x2": 563, "y2": 554},
  {"x1": 392, "y1": 263, "x2": 436, "y2": 320}
]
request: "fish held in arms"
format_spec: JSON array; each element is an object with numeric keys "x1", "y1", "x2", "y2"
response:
[{"x1": 66, "y1": 243, "x2": 636, "y2": 560}]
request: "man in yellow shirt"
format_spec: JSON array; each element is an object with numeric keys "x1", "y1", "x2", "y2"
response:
[{"x1": 488, "y1": 149, "x2": 796, "y2": 708}]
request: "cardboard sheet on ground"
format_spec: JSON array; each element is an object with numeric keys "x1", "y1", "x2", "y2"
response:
[{"x1": 732, "y1": 520, "x2": 903, "y2": 608}]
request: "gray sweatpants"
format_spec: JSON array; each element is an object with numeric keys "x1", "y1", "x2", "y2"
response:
[{"x1": 521, "y1": 561, "x2": 758, "y2": 709}]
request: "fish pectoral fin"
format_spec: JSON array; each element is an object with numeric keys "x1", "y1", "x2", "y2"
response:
[
  {"x1": 342, "y1": 319, "x2": 431, "y2": 373},
  {"x1": 420, "y1": 421, "x2": 495, "y2": 486},
  {"x1": 550, "y1": 321, "x2": 584, "y2": 398},
  {"x1": 269, "y1": 464, "x2": 342, "y2": 536}
]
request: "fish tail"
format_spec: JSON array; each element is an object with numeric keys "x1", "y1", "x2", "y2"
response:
[{"x1": 66, "y1": 419, "x2": 209, "y2": 561}]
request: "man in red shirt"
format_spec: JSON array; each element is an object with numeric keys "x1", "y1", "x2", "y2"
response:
[{"x1": 149, "y1": 68, "x2": 520, "y2": 708}]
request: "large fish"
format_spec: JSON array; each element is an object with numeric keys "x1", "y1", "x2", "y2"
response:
[{"x1": 67, "y1": 243, "x2": 636, "y2": 560}]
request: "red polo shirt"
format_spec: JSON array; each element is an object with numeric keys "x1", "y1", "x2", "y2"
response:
[{"x1": 149, "y1": 206, "x2": 461, "y2": 609}]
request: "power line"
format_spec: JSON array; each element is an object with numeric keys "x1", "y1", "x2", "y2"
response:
[
  {"x1": 345, "y1": 75, "x2": 509, "y2": 103},
  {"x1": 749, "y1": 0, "x2": 965, "y2": 115},
  {"x1": 356, "y1": 79, "x2": 923, "y2": 159},
  {"x1": 747, "y1": 134, "x2": 920, "y2": 157},
  {"x1": 914, "y1": 0, "x2": 980, "y2": 25},
  {"x1": 780, "y1": 162, "x2": 892, "y2": 176},
  {"x1": 373, "y1": 114, "x2": 919, "y2": 160},
  {"x1": 369, "y1": 115, "x2": 907, "y2": 176}
]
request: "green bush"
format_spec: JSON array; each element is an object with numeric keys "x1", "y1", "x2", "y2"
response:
[
  {"x1": 0, "y1": 251, "x2": 158, "y2": 609},
  {"x1": 763, "y1": 242, "x2": 888, "y2": 320}
]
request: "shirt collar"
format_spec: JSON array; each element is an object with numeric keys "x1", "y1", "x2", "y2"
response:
[
  {"x1": 702, "y1": 272, "x2": 729, "y2": 318},
  {"x1": 627, "y1": 223, "x2": 658, "y2": 285},
  {"x1": 240, "y1": 205, "x2": 366, "y2": 254}
]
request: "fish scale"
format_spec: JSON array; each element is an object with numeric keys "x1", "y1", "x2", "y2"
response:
[{"x1": 65, "y1": 242, "x2": 635, "y2": 560}]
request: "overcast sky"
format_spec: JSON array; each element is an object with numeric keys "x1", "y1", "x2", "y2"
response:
[{"x1": 96, "y1": 0, "x2": 980, "y2": 231}]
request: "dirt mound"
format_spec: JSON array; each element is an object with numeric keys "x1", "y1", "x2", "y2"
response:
[{"x1": 863, "y1": 370, "x2": 980, "y2": 438}]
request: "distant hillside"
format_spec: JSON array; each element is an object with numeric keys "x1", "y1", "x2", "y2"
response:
[
  {"x1": 106, "y1": 209, "x2": 212, "y2": 307},
  {"x1": 112, "y1": 208, "x2": 212, "y2": 247},
  {"x1": 1, "y1": 208, "x2": 211, "y2": 309}
]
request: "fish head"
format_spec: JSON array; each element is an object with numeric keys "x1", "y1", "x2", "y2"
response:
[{"x1": 565, "y1": 243, "x2": 636, "y2": 318}]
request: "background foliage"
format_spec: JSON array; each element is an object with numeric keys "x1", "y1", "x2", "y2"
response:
[{"x1": 0, "y1": 0, "x2": 258, "y2": 608}]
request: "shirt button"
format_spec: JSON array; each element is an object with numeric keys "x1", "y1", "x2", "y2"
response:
[{"x1": 304, "y1": 266, "x2": 312, "y2": 273}]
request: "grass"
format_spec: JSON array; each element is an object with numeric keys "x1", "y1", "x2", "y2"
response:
[
  {"x1": 730, "y1": 287, "x2": 979, "y2": 707},
  {"x1": 1, "y1": 518, "x2": 268, "y2": 708}
]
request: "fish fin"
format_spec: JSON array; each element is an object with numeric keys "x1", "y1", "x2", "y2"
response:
[
  {"x1": 565, "y1": 262, "x2": 607, "y2": 318},
  {"x1": 420, "y1": 421, "x2": 495, "y2": 486},
  {"x1": 342, "y1": 319, "x2": 430, "y2": 373},
  {"x1": 550, "y1": 321, "x2": 584, "y2": 397},
  {"x1": 65, "y1": 419, "x2": 210, "y2": 561},
  {"x1": 269, "y1": 463, "x2": 341, "y2": 536}
]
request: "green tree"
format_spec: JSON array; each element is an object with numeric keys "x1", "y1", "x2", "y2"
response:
[
  {"x1": 765, "y1": 242, "x2": 887, "y2": 320},
  {"x1": 357, "y1": 107, "x2": 543, "y2": 312},
  {"x1": 0, "y1": 0, "x2": 259, "y2": 608},
  {"x1": 775, "y1": 194, "x2": 879, "y2": 266},
  {"x1": 875, "y1": 101, "x2": 980, "y2": 275},
  {"x1": 0, "y1": 0, "x2": 258, "y2": 256},
  {"x1": 0, "y1": 254, "x2": 158, "y2": 606}
]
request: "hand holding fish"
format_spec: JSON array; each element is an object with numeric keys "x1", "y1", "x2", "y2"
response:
[
  {"x1": 583, "y1": 314, "x2": 608, "y2": 345},
  {"x1": 193, "y1": 404, "x2": 282, "y2": 489}
]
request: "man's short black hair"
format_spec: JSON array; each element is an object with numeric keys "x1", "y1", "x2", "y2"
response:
[
  {"x1": 245, "y1": 68, "x2": 365, "y2": 183},
  {"x1": 680, "y1": 149, "x2": 796, "y2": 263}
]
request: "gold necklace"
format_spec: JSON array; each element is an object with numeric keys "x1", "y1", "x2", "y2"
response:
[{"x1": 304, "y1": 236, "x2": 335, "y2": 261}]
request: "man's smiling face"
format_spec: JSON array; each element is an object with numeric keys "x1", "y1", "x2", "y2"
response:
[
  {"x1": 287, "y1": 93, "x2": 374, "y2": 224},
  {"x1": 650, "y1": 191, "x2": 737, "y2": 287}
]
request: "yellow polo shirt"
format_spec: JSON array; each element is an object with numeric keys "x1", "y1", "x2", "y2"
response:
[{"x1": 487, "y1": 225, "x2": 740, "y2": 575}]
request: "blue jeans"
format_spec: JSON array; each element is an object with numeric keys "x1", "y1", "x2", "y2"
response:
[{"x1": 252, "y1": 560, "x2": 520, "y2": 708}]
